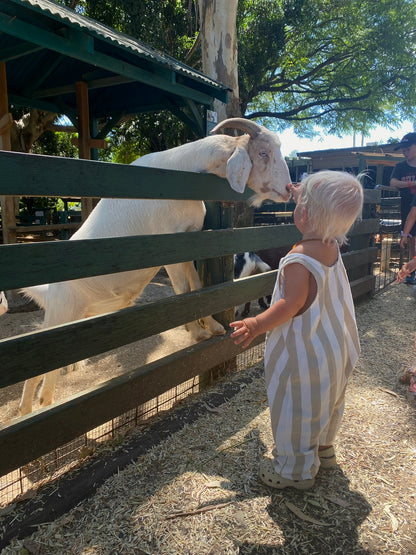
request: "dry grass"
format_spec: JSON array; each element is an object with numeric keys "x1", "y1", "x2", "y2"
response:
[{"x1": 2, "y1": 283, "x2": 416, "y2": 554}]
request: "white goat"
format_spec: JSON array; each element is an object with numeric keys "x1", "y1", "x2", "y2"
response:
[
  {"x1": 20, "y1": 118, "x2": 292, "y2": 414},
  {"x1": 0, "y1": 291, "x2": 8, "y2": 315}
]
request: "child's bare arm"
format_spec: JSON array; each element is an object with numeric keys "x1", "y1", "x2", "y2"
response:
[{"x1": 230, "y1": 263, "x2": 310, "y2": 348}]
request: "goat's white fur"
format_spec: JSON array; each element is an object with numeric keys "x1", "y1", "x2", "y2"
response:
[
  {"x1": 0, "y1": 291, "x2": 8, "y2": 316},
  {"x1": 20, "y1": 118, "x2": 291, "y2": 414}
]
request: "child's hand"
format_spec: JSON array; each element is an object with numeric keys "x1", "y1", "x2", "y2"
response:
[
  {"x1": 397, "y1": 261, "x2": 413, "y2": 282},
  {"x1": 230, "y1": 317, "x2": 258, "y2": 349}
]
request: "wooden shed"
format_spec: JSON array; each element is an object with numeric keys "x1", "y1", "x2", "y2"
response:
[
  {"x1": 0, "y1": 0, "x2": 229, "y2": 242},
  {"x1": 298, "y1": 143, "x2": 404, "y2": 188}
]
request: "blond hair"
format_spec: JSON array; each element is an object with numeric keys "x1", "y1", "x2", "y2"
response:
[{"x1": 298, "y1": 170, "x2": 363, "y2": 245}]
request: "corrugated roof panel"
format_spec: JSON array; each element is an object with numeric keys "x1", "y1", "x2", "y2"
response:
[
  {"x1": 9, "y1": 0, "x2": 227, "y2": 92},
  {"x1": 1, "y1": 0, "x2": 228, "y2": 133}
]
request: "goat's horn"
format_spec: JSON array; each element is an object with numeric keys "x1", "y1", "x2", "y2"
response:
[{"x1": 210, "y1": 118, "x2": 262, "y2": 138}]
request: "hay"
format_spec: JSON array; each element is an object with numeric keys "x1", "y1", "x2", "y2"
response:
[{"x1": 2, "y1": 283, "x2": 416, "y2": 554}]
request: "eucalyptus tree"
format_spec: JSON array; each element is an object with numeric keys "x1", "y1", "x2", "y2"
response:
[
  {"x1": 239, "y1": 0, "x2": 416, "y2": 136},
  {"x1": 11, "y1": 0, "x2": 416, "y2": 155}
]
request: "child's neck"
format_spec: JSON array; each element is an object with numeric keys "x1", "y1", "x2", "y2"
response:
[{"x1": 300, "y1": 234, "x2": 325, "y2": 242}]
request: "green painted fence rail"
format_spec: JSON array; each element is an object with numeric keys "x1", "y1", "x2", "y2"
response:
[
  {"x1": 0, "y1": 150, "x2": 252, "y2": 201},
  {"x1": 0, "y1": 220, "x2": 378, "y2": 290},
  {"x1": 0, "y1": 151, "x2": 380, "y2": 477}
]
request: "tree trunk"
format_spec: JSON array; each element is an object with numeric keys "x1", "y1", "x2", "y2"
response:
[
  {"x1": 196, "y1": 0, "x2": 252, "y2": 366},
  {"x1": 197, "y1": 0, "x2": 240, "y2": 121},
  {"x1": 198, "y1": 0, "x2": 252, "y2": 231},
  {"x1": 10, "y1": 109, "x2": 56, "y2": 153}
]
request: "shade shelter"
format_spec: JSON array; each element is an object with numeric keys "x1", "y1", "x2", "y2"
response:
[{"x1": 0, "y1": 0, "x2": 229, "y2": 242}]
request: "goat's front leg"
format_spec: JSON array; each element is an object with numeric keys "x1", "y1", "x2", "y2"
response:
[
  {"x1": 19, "y1": 374, "x2": 44, "y2": 415},
  {"x1": 38, "y1": 369, "x2": 60, "y2": 409},
  {"x1": 165, "y1": 262, "x2": 225, "y2": 341},
  {"x1": 19, "y1": 369, "x2": 59, "y2": 415}
]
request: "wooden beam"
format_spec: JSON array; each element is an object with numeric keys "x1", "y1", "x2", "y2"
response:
[
  {"x1": 7, "y1": 92, "x2": 60, "y2": 113},
  {"x1": 76, "y1": 81, "x2": 91, "y2": 160},
  {"x1": 0, "y1": 274, "x2": 276, "y2": 387},
  {"x1": 342, "y1": 246, "x2": 378, "y2": 269},
  {"x1": 0, "y1": 112, "x2": 12, "y2": 134},
  {"x1": 0, "y1": 62, "x2": 11, "y2": 152},
  {"x1": 76, "y1": 81, "x2": 95, "y2": 220},
  {"x1": 0, "y1": 61, "x2": 16, "y2": 245},
  {"x1": 0, "y1": 12, "x2": 226, "y2": 105},
  {"x1": 23, "y1": 54, "x2": 65, "y2": 98},
  {"x1": 364, "y1": 158, "x2": 398, "y2": 167},
  {"x1": 8, "y1": 222, "x2": 80, "y2": 233},
  {"x1": 0, "y1": 227, "x2": 293, "y2": 290},
  {"x1": 0, "y1": 332, "x2": 265, "y2": 476},
  {"x1": 0, "y1": 150, "x2": 249, "y2": 200},
  {"x1": 33, "y1": 75, "x2": 135, "y2": 99},
  {"x1": 0, "y1": 42, "x2": 43, "y2": 62},
  {"x1": 350, "y1": 275, "x2": 376, "y2": 298},
  {"x1": 71, "y1": 137, "x2": 106, "y2": 150}
]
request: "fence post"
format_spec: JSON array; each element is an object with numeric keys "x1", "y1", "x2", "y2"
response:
[
  {"x1": 199, "y1": 200, "x2": 236, "y2": 384},
  {"x1": 349, "y1": 189, "x2": 379, "y2": 292}
]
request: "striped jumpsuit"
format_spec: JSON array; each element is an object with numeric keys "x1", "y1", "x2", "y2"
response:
[{"x1": 264, "y1": 250, "x2": 360, "y2": 480}]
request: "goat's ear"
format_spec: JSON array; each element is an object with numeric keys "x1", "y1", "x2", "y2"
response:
[{"x1": 226, "y1": 146, "x2": 252, "y2": 193}]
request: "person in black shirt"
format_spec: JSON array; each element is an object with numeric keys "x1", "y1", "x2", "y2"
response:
[{"x1": 390, "y1": 133, "x2": 416, "y2": 284}]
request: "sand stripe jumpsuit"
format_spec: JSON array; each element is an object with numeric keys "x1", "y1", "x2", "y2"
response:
[{"x1": 264, "y1": 250, "x2": 360, "y2": 480}]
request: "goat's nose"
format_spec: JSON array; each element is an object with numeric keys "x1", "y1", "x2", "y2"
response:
[{"x1": 286, "y1": 183, "x2": 293, "y2": 192}]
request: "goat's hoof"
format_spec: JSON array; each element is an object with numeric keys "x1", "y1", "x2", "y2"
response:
[{"x1": 39, "y1": 396, "x2": 53, "y2": 408}]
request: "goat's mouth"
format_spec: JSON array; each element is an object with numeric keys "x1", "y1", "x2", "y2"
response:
[
  {"x1": 249, "y1": 187, "x2": 292, "y2": 207},
  {"x1": 271, "y1": 188, "x2": 292, "y2": 202}
]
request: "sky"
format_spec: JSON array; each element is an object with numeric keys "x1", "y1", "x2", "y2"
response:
[{"x1": 278, "y1": 120, "x2": 414, "y2": 157}]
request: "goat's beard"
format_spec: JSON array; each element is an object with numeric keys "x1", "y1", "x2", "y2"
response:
[{"x1": 248, "y1": 194, "x2": 265, "y2": 207}]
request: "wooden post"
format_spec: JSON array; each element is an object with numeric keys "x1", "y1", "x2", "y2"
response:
[
  {"x1": 76, "y1": 81, "x2": 94, "y2": 221},
  {"x1": 0, "y1": 61, "x2": 17, "y2": 245},
  {"x1": 199, "y1": 200, "x2": 236, "y2": 385}
]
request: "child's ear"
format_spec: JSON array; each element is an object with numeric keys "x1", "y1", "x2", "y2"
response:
[{"x1": 300, "y1": 206, "x2": 309, "y2": 223}]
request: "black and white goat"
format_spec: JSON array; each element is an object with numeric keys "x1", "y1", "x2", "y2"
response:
[
  {"x1": 234, "y1": 246, "x2": 292, "y2": 316},
  {"x1": 234, "y1": 252, "x2": 271, "y2": 317},
  {"x1": 20, "y1": 118, "x2": 292, "y2": 414}
]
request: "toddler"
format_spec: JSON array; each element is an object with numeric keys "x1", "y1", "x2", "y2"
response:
[{"x1": 231, "y1": 170, "x2": 363, "y2": 489}]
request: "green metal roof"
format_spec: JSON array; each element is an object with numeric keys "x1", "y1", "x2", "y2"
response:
[{"x1": 0, "y1": 0, "x2": 229, "y2": 135}]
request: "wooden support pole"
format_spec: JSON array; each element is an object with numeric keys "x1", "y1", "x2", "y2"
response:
[
  {"x1": 76, "y1": 81, "x2": 95, "y2": 221},
  {"x1": 76, "y1": 81, "x2": 91, "y2": 160},
  {"x1": 71, "y1": 137, "x2": 106, "y2": 150},
  {"x1": 0, "y1": 61, "x2": 17, "y2": 245}
]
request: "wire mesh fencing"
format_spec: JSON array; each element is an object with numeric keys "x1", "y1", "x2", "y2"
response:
[
  {"x1": 0, "y1": 189, "x2": 407, "y2": 507},
  {"x1": 0, "y1": 342, "x2": 265, "y2": 507},
  {"x1": 374, "y1": 187, "x2": 407, "y2": 292}
]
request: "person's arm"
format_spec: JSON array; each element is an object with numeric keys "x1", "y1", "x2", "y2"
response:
[
  {"x1": 230, "y1": 262, "x2": 310, "y2": 348},
  {"x1": 390, "y1": 176, "x2": 409, "y2": 189},
  {"x1": 400, "y1": 206, "x2": 416, "y2": 248},
  {"x1": 397, "y1": 258, "x2": 416, "y2": 282}
]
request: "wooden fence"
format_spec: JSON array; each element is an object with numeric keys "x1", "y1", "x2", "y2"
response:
[{"x1": 0, "y1": 150, "x2": 379, "y2": 478}]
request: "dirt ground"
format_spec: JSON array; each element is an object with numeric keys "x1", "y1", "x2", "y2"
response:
[
  {"x1": 0, "y1": 270, "x2": 198, "y2": 424},
  {"x1": 1, "y1": 281, "x2": 416, "y2": 554}
]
